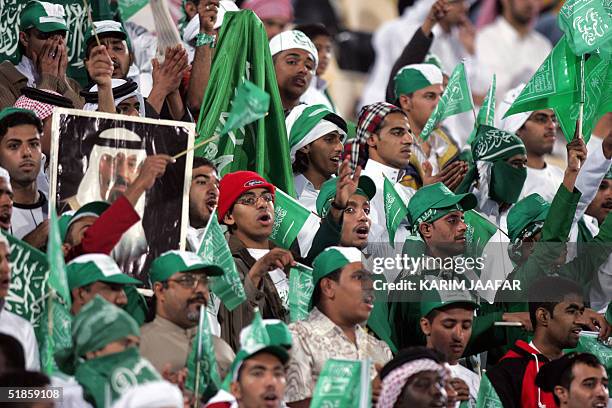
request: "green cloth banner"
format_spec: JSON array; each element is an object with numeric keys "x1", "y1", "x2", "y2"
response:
[
  {"x1": 464, "y1": 209, "x2": 498, "y2": 258},
  {"x1": 420, "y1": 62, "x2": 474, "y2": 141},
  {"x1": 195, "y1": 10, "x2": 295, "y2": 196},
  {"x1": 383, "y1": 175, "x2": 409, "y2": 245},
  {"x1": 568, "y1": 334, "x2": 612, "y2": 394},
  {"x1": 118, "y1": 0, "x2": 148, "y2": 20},
  {"x1": 288, "y1": 263, "x2": 314, "y2": 322},
  {"x1": 310, "y1": 358, "x2": 371, "y2": 408},
  {"x1": 269, "y1": 188, "x2": 320, "y2": 250},
  {"x1": 185, "y1": 305, "x2": 221, "y2": 400},
  {"x1": 476, "y1": 373, "x2": 503, "y2": 408},
  {"x1": 198, "y1": 210, "x2": 247, "y2": 311},
  {"x1": 558, "y1": 0, "x2": 612, "y2": 58}
]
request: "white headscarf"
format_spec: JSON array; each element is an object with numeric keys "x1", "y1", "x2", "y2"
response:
[
  {"x1": 83, "y1": 79, "x2": 146, "y2": 117},
  {"x1": 498, "y1": 83, "x2": 531, "y2": 134},
  {"x1": 110, "y1": 381, "x2": 183, "y2": 408}
]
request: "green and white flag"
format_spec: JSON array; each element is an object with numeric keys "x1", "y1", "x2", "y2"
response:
[
  {"x1": 288, "y1": 263, "x2": 314, "y2": 322},
  {"x1": 198, "y1": 210, "x2": 246, "y2": 311},
  {"x1": 420, "y1": 62, "x2": 474, "y2": 141},
  {"x1": 195, "y1": 10, "x2": 296, "y2": 196},
  {"x1": 39, "y1": 210, "x2": 73, "y2": 374},
  {"x1": 476, "y1": 374, "x2": 503, "y2": 408},
  {"x1": 2, "y1": 232, "x2": 49, "y2": 330},
  {"x1": 467, "y1": 74, "x2": 496, "y2": 144},
  {"x1": 569, "y1": 333, "x2": 612, "y2": 394},
  {"x1": 558, "y1": 0, "x2": 612, "y2": 58},
  {"x1": 118, "y1": 0, "x2": 149, "y2": 19},
  {"x1": 464, "y1": 210, "x2": 498, "y2": 258},
  {"x1": 504, "y1": 37, "x2": 610, "y2": 142},
  {"x1": 269, "y1": 188, "x2": 321, "y2": 257},
  {"x1": 310, "y1": 358, "x2": 371, "y2": 408},
  {"x1": 185, "y1": 305, "x2": 221, "y2": 401},
  {"x1": 383, "y1": 175, "x2": 409, "y2": 245}
]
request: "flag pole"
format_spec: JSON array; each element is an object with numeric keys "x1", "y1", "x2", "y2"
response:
[
  {"x1": 578, "y1": 54, "x2": 586, "y2": 140},
  {"x1": 45, "y1": 289, "x2": 54, "y2": 374},
  {"x1": 172, "y1": 134, "x2": 220, "y2": 160},
  {"x1": 194, "y1": 304, "x2": 205, "y2": 408}
]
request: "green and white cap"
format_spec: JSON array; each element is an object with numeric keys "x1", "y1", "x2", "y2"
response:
[
  {"x1": 67, "y1": 253, "x2": 141, "y2": 290},
  {"x1": 269, "y1": 30, "x2": 318, "y2": 69},
  {"x1": 316, "y1": 175, "x2": 376, "y2": 217},
  {"x1": 66, "y1": 201, "x2": 110, "y2": 230},
  {"x1": 149, "y1": 250, "x2": 224, "y2": 283},
  {"x1": 394, "y1": 63, "x2": 443, "y2": 100},
  {"x1": 420, "y1": 285, "x2": 480, "y2": 318},
  {"x1": 507, "y1": 193, "x2": 550, "y2": 243},
  {"x1": 85, "y1": 20, "x2": 128, "y2": 47},
  {"x1": 309, "y1": 246, "x2": 364, "y2": 310},
  {"x1": 471, "y1": 125, "x2": 526, "y2": 162},
  {"x1": 20, "y1": 1, "x2": 67, "y2": 33},
  {"x1": 285, "y1": 104, "x2": 347, "y2": 163}
]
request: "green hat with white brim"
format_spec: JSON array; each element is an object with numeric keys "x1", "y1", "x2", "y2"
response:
[
  {"x1": 407, "y1": 182, "x2": 477, "y2": 228},
  {"x1": 84, "y1": 20, "x2": 128, "y2": 48},
  {"x1": 316, "y1": 175, "x2": 376, "y2": 217},
  {"x1": 67, "y1": 253, "x2": 141, "y2": 290},
  {"x1": 149, "y1": 250, "x2": 224, "y2": 283},
  {"x1": 394, "y1": 63, "x2": 443, "y2": 101},
  {"x1": 20, "y1": 1, "x2": 67, "y2": 33},
  {"x1": 66, "y1": 201, "x2": 110, "y2": 230},
  {"x1": 309, "y1": 246, "x2": 364, "y2": 311}
]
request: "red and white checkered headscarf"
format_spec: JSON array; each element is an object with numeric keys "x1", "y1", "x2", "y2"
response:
[{"x1": 14, "y1": 89, "x2": 61, "y2": 120}]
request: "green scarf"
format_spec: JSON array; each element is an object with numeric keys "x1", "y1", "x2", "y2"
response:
[
  {"x1": 76, "y1": 347, "x2": 161, "y2": 407},
  {"x1": 489, "y1": 160, "x2": 527, "y2": 204}
]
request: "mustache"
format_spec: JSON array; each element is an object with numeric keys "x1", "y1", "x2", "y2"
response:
[{"x1": 189, "y1": 294, "x2": 208, "y2": 307}]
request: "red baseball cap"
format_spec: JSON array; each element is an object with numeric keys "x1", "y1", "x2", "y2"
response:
[{"x1": 218, "y1": 171, "x2": 275, "y2": 223}]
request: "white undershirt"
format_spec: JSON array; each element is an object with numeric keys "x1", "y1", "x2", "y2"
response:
[{"x1": 246, "y1": 248, "x2": 289, "y2": 311}]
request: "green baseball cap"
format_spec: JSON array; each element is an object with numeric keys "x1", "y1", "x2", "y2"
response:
[
  {"x1": 84, "y1": 20, "x2": 128, "y2": 48},
  {"x1": 67, "y1": 253, "x2": 141, "y2": 290},
  {"x1": 407, "y1": 182, "x2": 477, "y2": 227},
  {"x1": 0, "y1": 107, "x2": 39, "y2": 124},
  {"x1": 316, "y1": 175, "x2": 376, "y2": 217},
  {"x1": 20, "y1": 1, "x2": 67, "y2": 33},
  {"x1": 394, "y1": 63, "x2": 443, "y2": 100},
  {"x1": 58, "y1": 212, "x2": 74, "y2": 242},
  {"x1": 149, "y1": 250, "x2": 224, "y2": 283},
  {"x1": 507, "y1": 193, "x2": 550, "y2": 243},
  {"x1": 66, "y1": 201, "x2": 110, "y2": 230},
  {"x1": 308, "y1": 246, "x2": 364, "y2": 311},
  {"x1": 420, "y1": 286, "x2": 480, "y2": 318}
]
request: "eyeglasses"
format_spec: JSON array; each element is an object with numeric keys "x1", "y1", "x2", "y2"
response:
[
  {"x1": 235, "y1": 192, "x2": 274, "y2": 207},
  {"x1": 167, "y1": 274, "x2": 208, "y2": 289},
  {"x1": 528, "y1": 113, "x2": 558, "y2": 125}
]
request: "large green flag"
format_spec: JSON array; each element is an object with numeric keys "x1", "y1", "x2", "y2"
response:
[
  {"x1": 288, "y1": 263, "x2": 314, "y2": 322},
  {"x1": 420, "y1": 62, "x2": 474, "y2": 141},
  {"x1": 310, "y1": 359, "x2": 371, "y2": 408},
  {"x1": 198, "y1": 210, "x2": 247, "y2": 311},
  {"x1": 467, "y1": 75, "x2": 496, "y2": 144},
  {"x1": 464, "y1": 210, "x2": 498, "y2": 258},
  {"x1": 269, "y1": 189, "x2": 321, "y2": 254},
  {"x1": 558, "y1": 0, "x2": 612, "y2": 58},
  {"x1": 195, "y1": 10, "x2": 295, "y2": 196},
  {"x1": 185, "y1": 305, "x2": 221, "y2": 401},
  {"x1": 476, "y1": 373, "x2": 503, "y2": 408},
  {"x1": 383, "y1": 176, "x2": 409, "y2": 245},
  {"x1": 40, "y1": 210, "x2": 73, "y2": 374}
]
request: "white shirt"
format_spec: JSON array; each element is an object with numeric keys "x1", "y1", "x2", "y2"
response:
[
  {"x1": 361, "y1": 159, "x2": 415, "y2": 246},
  {"x1": 15, "y1": 56, "x2": 39, "y2": 87},
  {"x1": 0, "y1": 306, "x2": 40, "y2": 370},
  {"x1": 10, "y1": 191, "x2": 47, "y2": 239},
  {"x1": 448, "y1": 363, "x2": 480, "y2": 407},
  {"x1": 294, "y1": 173, "x2": 319, "y2": 213},
  {"x1": 300, "y1": 77, "x2": 335, "y2": 112},
  {"x1": 519, "y1": 163, "x2": 565, "y2": 202},
  {"x1": 246, "y1": 248, "x2": 289, "y2": 311},
  {"x1": 476, "y1": 17, "x2": 552, "y2": 125}
]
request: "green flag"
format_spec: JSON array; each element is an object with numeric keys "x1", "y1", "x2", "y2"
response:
[
  {"x1": 420, "y1": 62, "x2": 474, "y2": 141},
  {"x1": 568, "y1": 333, "x2": 612, "y2": 394},
  {"x1": 288, "y1": 263, "x2": 314, "y2": 322},
  {"x1": 185, "y1": 305, "x2": 221, "y2": 401},
  {"x1": 467, "y1": 74, "x2": 496, "y2": 144},
  {"x1": 40, "y1": 210, "x2": 73, "y2": 374},
  {"x1": 476, "y1": 373, "x2": 503, "y2": 408},
  {"x1": 117, "y1": 0, "x2": 149, "y2": 20},
  {"x1": 198, "y1": 210, "x2": 247, "y2": 311},
  {"x1": 464, "y1": 210, "x2": 498, "y2": 258},
  {"x1": 558, "y1": 0, "x2": 612, "y2": 58},
  {"x1": 221, "y1": 80, "x2": 271, "y2": 135},
  {"x1": 383, "y1": 176, "x2": 408, "y2": 245},
  {"x1": 195, "y1": 10, "x2": 295, "y2": 196},
  {"x1": 269, "y1": 188, "x2": 321, "y2": 252},
  {"x1": 310, "y1": 359, "x2": 371, "y2": 408}
]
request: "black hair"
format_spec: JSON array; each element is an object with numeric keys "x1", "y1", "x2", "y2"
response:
[
  {"x1": 554, "y1": 353, "x2": 604, "y2": 405},
  {"x1": 293, "y1": 150, "x2": 309, "y2": 174},
  {"x1": 293, "y1": 24, "x2": 331, "y2": 41},
  {"x1": 0, "y1": 369, "x2": 50, "y2": 387},
  {"x1": 193, "y1": 156, "x2": 217, "y2": 171},
  {"x1": 528, "y1": 277, "x2": 584, "y2": 330},
  {"x1": 0, "y1": 111, "x2": 43, "y2": 140},
  {"x1": 0, "y1": 333, "x2": 26, "y2": 373},
  {"x1": 312, "y1": 268, "x2": 342, "y2": 309}
]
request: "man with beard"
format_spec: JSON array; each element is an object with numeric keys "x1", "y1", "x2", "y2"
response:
[
  {"x1": 285, "y1": 246, "x2": 392, "y2": 407},
  {"x1": 0, "y1": 233, "x2": 39, "y2": 371},
  {"x1": 216, "y1": 163, "x2": 353, "y2": 350},
  {"x1": 0, "y1": 108, "x2": 47, "y2": 248},
  {"x1": 420, "y1": 291, "x2": 481, "y2": 406},
  {"x1": 377, "y1": 347, "x2": 448, "y2": 408},
  {"x1": 140, "y1": 250, "x2": 235, "y2": 381},
  {"x1": 535, "y1": 352, "x2": 609, "y2": 408},
  {"x1": 0, "y1": 167, "x2": 13, "y2": 232},
  {"x1": 483, "y1": 277, "x2": 592, "y2": 408},
  {"x1": 269, "y1": 30, "x2": 318, "y2": 113},
  {"x1": 285, "y1": 104, "x2": 347, "y2": 211},
  {"x1": 499, "y1": 84, "x2": 564, "y2": 202}
]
